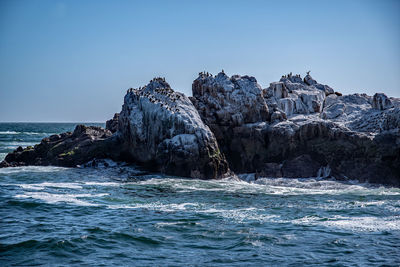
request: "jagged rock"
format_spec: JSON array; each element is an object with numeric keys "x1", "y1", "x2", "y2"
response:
[
  {"x1": 0, "y1": 125, "x2": 115, "y2": 167},
  {"x1": 106, "y1": 113, "x2": 119, "y2": 133},
  {"x1": 320, "y1": 93, "x2": 400, "y2": 134},
  {"x1": 192, "y1": 72, "x2": 269, "y2": 127},
  {"x1": 372, "y1": 93, "x2": 394, "y2": 110},
  {"x1": 194, "y1": 72, "x2": 400, "y2": 186},
  {"x1": 304, "y1": 74, "x2": 334, "y2": 95},
  {"x1": 265, "y1": 74, "x2": 328, "y2": 117},
  {"x1": 117, "y1": 78, "x2": 229, "y2": 179}
]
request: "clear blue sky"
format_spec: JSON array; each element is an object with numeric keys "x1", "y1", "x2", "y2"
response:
[{"x1": 0, "y1": 0, "x2": 399, "y2": 122}]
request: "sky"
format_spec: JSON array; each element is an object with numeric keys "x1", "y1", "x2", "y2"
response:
[{"x1": 0, "y1": 0, "x2": 399, "y2": 122}]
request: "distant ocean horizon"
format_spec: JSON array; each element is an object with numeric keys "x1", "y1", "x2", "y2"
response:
[{"x1": 1, "y1": 122, "x2": 400, "y2": 266}]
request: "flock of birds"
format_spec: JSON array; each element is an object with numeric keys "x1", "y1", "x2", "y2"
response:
[
  {"x1": 126, "y1": 77, "x2": 182, "y2": 113},
  {"x1": 281, "y1": 72, "x2": 302, "y2": 79},
  {"x1": 282, "y1": 71, "x2": 311, "y2": 79},
  {"x1": 198, "y1": 69, "x2": 225, "y2": 78}
]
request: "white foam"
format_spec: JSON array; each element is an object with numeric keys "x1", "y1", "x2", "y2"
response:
[
  {"x1": 0, "y1": 166, "x2": 68, "y2": 174},
  {"x1": 0, "y1": 131, "x2": 54, "y2": 135},
  {"x1": 15, "y1": 192, "x2": 108, "y2": 206},
  {"x1": 291, "y1": 215, "x2": 400, "y2": 232},
  {"x1": 83, "y1": 181, "x2": 120, "y2": 186},
  {"x1": 108, "y1": 202, "x2": 200, "y2": 212},
  {"x1": 19, "y1": 182, "x2": 83, "y2": 190}
]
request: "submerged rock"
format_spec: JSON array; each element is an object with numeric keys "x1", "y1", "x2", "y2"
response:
[{"x1": 117, "y1": 77, "x2": 229, "y2": 179}]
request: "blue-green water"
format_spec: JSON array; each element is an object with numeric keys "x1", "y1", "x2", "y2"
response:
[{"x1": 1, "y1": 123, "x2": 400, "y2": 266}]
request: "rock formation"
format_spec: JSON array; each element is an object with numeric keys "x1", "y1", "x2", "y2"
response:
[
  {"x1": 1, "y1": 72, "x2": 399, "y2": 186},
  {"x1": 191, "y1": 72, "x2": 400, "y2": 186},
  {"x1": 1, "y1": 78, "x2": 230, "y2": 179},
  {"x1": 116, "y1": 78, "x2": 229, "y2": 179}
]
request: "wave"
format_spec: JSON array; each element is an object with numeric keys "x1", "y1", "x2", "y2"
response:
[
  {"x1": 0, "y1": 166, "x2": 68, "y2": 174},
  {"x1": 19, "y1": 182, "x2": 84, "y2": 190},
  {"x1": 12, "y1": 181, "x2": 121, "y2": 190},
  {"x1": 290, "y1": 214, "x2": 400, "y2": 232},
  {"x1": 0, "y1": 131, "x2": 55, "y2": 135},
  {"x1": 15, "y1": 192, "x2": 108, "y2": 206}
]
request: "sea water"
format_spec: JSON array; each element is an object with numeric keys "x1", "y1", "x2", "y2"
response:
[{"x1": 0, "y1": 123, "x2": 399, "y2": 266}]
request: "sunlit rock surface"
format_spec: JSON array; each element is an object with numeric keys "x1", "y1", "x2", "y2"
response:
[{"x1": 117, "y1": 78, "x2": 229, "y2": 179}]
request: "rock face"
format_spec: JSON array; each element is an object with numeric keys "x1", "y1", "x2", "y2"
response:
[
  {"x1": 116, "y1": 77, "x2": 229, "y2": 179},
  {"x1": 191, "y1": 72, "x2": 270, "y2": 172},
  {"x1": 0, "y1": 125, "x2": 115, "y2": 168},
  {"x1": 106, "y1": 113, "x2": 119, "y2": 133}
]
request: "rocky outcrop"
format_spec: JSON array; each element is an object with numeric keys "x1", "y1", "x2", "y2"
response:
[
  {"x1": 116, "y1": 77, "x2": 229, "y2": 179},
  {"x1": 106, "y1": 113, "x2": 119, "y2": 133},
  {"x1": 1, "y1": 78, "x2": 229, "y2": 180},
  {"x1": 192, "y1": 71, "x2": 400, "y2": 186},
  {"x1": 0, "y1": 125, "x2": 115, "y2": 168}
]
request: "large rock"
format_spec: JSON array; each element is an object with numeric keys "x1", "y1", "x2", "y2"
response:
[
  {"x1": 193, "y1": 72, "x2": 400, "y2": 186},
  {"x1": 192, "y1": 71, "x2": 269, "y2": 127},
  {"x1": 191, "y1": 72, "x2": 270, "y2": 171},
  {"x1": 117, "y1": 77, "x2": 229, "y2": 179},
  {"x1": 0, "y1": 125, "x2": 115, "y2": 167}
]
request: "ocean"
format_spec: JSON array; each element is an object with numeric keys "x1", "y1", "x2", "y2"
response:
[{"x1": 0, "y1": 123, "x2": 399, "y2": 266}]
